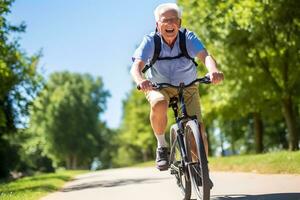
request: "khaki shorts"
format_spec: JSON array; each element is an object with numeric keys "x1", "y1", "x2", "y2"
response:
[{"x1": 145, "y1": 84, "x2": 203, "y2": 122}]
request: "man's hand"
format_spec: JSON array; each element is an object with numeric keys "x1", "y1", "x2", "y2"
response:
[
  {"x1": 130, "y1": 59, "x2": 153, "y2": 92},
  {"x1": 209, "y1": 71, "x2": 224, "y2": 84},
  {"x1": 138, "y1": 79, "x2": 153, "y2": 92},
  {"x1": 196, "y1": 51, "x2": 224, "y2": 84}
]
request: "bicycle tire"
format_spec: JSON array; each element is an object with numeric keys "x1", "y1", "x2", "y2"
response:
[
  {"x1": 184, "y1": 120, "x2": 210, "y2": 200},
  {"x1": 169, "y1": 124, "x2": 191, "y2": 200}
]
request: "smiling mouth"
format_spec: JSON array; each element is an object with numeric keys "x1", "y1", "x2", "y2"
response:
[{"x1": 166, "y1": 29, "x2": 175, "y2": 33}]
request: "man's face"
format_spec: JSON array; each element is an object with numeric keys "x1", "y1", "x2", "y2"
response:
[{"x1": 156, "y1": 10, "x2": 181, "y2": 43}]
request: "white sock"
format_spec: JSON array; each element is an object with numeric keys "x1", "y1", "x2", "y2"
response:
[{"x1": 155, "y1": 133, "x2": 167, "y2": 148}]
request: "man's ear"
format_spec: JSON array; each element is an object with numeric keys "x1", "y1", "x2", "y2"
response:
[{"x1": 179, "y1": 19, "x2": 182, "y2": 27}]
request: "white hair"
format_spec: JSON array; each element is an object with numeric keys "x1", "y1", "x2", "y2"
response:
[{"x1": 154, "y1": 3, "x2": 182, "y2": 22}]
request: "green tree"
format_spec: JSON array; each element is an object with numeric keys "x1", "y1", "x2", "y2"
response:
[
  {"x1": 113, "y1": 89, "x2": 155, "y2": 166},
  {"x1": 179, "y1": 0, "x2": 300, "y2": 151},
  {"x1": 97, "y1": 122, "x2": 118, "y2": 169},
  {"x1": 0, "y1": 0, "x2": 42, "y2": 178},
  {"x1": 28, "y1": 72, "x2": 110, "y2": 169}
]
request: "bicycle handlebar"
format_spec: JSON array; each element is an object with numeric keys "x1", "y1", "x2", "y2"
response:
[{"x1": 137, "y1": 76, "x2": 211, "y2": 90}]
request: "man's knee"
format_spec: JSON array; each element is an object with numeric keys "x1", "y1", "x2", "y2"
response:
[{"x1": 151, "y1": 100, "x2": 168, "y2": 113}]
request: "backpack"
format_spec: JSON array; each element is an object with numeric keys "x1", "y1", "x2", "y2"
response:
[{"x1": 142, "y1": 28, "x2": 198, "y2": 73}]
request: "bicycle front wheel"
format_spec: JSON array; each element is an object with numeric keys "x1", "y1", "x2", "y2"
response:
[
  {"x1": 184, "y1": 120, "x2": 210, "y2": 200},
  {"x1": 169, "y1": 124, "x2": 191, "y2": 200}
]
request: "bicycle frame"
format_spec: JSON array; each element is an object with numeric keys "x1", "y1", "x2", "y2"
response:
[
  {"x1": 170, "y1": 82, "x2": 198, "y2": 178},
  {"x1": 137, "y1": 76, "x2": 211, "y2": 175},
  {"x1": 147, "y1": 76, "x2": 212, "y2": 200}
]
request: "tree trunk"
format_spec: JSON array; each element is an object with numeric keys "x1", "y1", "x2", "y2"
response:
[
  {"x1": 220, "y1": 132, "x2": 225, "y2": 156},
  {"x1": 231, "y1": 139, "x2": 236, "y2": 155},
  {"x1": 72, "y1": 155, "x2": 77, "y2": 169},
  {"x1": 142, "y1": 149, "x2": 148, "y2": 161},
  {"x1": 282, "y1": 96, "x2": 299, "y2": 150},
  {"x1": 295, "y1": 104, "x2": 300, "y2": 146},
  {"x1": 253, "y1": 112, "x2": 264, "y2": 153},
  {"x1": 66, "y1": 156, "x2": 71, "y2": 169},
  {"x1": 279, "y1": 130, "x2": 289, "y2": 149}
]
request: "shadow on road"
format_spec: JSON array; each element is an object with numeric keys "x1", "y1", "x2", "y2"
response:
[
  {"x1": 62, "y1": 177, "x2": 171, "y2": 192},
  {"x1": 211, "y1": 193, "x2": 300, "y2": 200}
]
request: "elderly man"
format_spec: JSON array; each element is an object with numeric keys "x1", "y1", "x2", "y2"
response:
[{"x1": 131, "y1": 3, "x2": 223, "y2": 171}]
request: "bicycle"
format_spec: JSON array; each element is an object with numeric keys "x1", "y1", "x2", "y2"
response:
[{"x1": 139, "y1": 76, "x2": 212, "y2": 200}]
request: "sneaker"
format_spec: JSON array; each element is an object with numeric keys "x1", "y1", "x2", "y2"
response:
[{"x1": 156, "y1": 147, "x2": 169, "y2": 171}]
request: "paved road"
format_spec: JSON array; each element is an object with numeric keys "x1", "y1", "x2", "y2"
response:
[{"x1": 41, "y1": 167, "x2": 300, "y2": 200}]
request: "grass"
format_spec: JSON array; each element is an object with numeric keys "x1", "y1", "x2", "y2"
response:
[
  {"x1": 209, "y1": 151, "x2": 300, "y2": 174},
  {"x1": 132, "y1": 151, "x2": 300, "y2": 174},
  {"x1": 132, "y1": 160, "x2": 155, "y2": 168},
  {"x1": 0, "y1": 170, "x2": 88, "y2": 200}
]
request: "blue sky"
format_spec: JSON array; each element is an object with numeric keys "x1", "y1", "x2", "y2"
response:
[{"x1": 8, "y1": 0, "x2": 175, "y2": 128}]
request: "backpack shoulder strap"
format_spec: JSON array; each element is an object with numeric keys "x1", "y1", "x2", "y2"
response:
[
  {"x1": 179, "y1": 28, "x2": 198, "y2": 66},
  {"x1": 142, "y1": 32, "x2": 161, "y2": 73},
  {"x1": 151, "y1": 32, "x2": 161, "y2": 66}
]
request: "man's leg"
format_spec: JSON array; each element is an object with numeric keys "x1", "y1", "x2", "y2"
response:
[
  {"x1": 150, "y1": 100, "x2": 168, "y2": 139},
  {"x1": 149, "y1": 100, "x2": 170, "y2": 170},
  {"x1": 188, "y1": 123, "x2": 209, "y2": 160},
  {"x1": 199, "y1": 122, "x2": 209, "y2": 158},
  {"x1": 145, "y1": 89, "x2": 172, "y2": 170},
  {"x1": 199, "y1": 122, "x2": 214, "y2": 188}
]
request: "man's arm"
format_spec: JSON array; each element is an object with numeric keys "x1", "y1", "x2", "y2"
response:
[
  {"x1": 196, "y1": 50, "x2": 224, "y2": 84},
  {"x1": 130, "y1": 59, "x2": 153, "y2": 91}
]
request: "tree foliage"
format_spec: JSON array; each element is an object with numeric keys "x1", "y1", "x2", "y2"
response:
[
  {"x1": 27, "y1": 72, "x2": 110, "y2": 169},
  {"x1": 113, "y1": 88, "x2": 155, "y2": 166},
  {"x1": 178, "y1": 0, "x2": 300, "y2": 151},
  {"x1": 0, "y1": 0, "x2": 42, "y2": 178}
]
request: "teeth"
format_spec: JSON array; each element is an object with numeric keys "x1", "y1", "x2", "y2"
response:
[{"x1": 166, "y1": 29, "x2": 174, "y2": 33}]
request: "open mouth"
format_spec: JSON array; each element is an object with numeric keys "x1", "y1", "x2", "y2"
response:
[{"x1": 166, "y1": 28, "x2": 175, "y2": 33}]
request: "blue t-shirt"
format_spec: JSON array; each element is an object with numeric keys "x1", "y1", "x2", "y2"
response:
[{"x1": 132, "y1": 29, "x2": 205, "y2": 85}]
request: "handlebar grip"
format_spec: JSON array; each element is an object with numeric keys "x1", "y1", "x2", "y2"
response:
[{"x1": 137, "y1": 83, "x2": 157, "y2": 90}]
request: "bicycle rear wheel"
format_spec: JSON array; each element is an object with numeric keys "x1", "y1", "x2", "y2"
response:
[
  {"x1": 185, "y1": 120, "x2": 210, "y2": 200},
  {"x1": 169, "y1": 124, "x2": 191, "y2": 200}
]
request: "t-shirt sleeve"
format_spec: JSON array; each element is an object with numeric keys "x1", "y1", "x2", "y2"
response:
[
  {"x1": 185, "y1": 30, "x2": 205, "y2": 58},
  {"x1": 132, "y1": 34, "x2": 154, "y2": 63}
]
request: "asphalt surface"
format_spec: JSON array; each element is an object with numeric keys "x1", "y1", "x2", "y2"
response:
[{"x1": 41, "y1": 167, "x2": 300, "y2": 200}]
